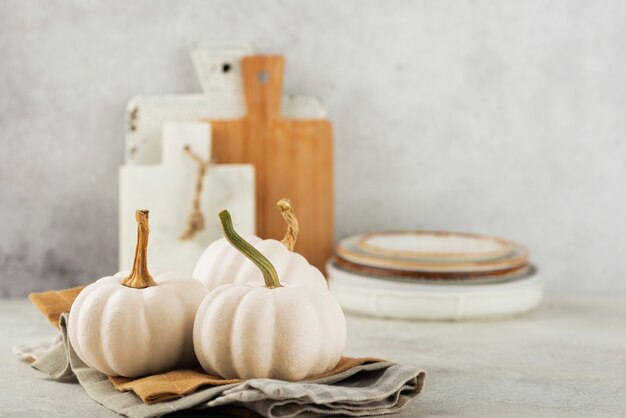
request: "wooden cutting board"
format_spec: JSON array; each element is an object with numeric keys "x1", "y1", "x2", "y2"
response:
[{"x1": 206, "y1": 55, "x2": 333, "y2": 272}]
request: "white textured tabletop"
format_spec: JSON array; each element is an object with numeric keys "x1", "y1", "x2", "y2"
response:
[{"x1": 2, "y1": 296, "x2": 626, "y2": 417}]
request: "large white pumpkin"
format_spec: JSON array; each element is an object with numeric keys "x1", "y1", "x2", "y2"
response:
[
  {"x1": 68, "y1": 210, "x2": 208, "y2": 377},
  {"x1": 193, "y1": 199, "x2": 328, "y2": 291},
  {"x1": 193, "y1": 210, "x2": 346, "y2": 381}
]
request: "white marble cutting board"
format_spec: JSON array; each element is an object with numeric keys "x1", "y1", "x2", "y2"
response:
[{"x1": 119, "y1": 122, "x2": 254, "y2": 275}]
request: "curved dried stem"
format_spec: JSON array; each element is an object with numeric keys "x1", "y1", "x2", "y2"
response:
[
  {"x1": 277, "y1": 198, "x2": 299, "y2": 251},
  {"x1": 121, "y1": 210, "x2": 156, "y2": 288}
]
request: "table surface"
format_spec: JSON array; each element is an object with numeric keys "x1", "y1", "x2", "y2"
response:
[{"x1": 2, "y1": 295, "x2": 626, "y2": 417}]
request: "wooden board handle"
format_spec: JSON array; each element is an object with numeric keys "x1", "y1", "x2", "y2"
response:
[{"x1": 242, "y1": 56, "x2": 284, "y2": 120}]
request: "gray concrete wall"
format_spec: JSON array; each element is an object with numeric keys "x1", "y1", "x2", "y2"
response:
[{"x1": 2, "y1": 0, "x2": 625, "y2": 296}]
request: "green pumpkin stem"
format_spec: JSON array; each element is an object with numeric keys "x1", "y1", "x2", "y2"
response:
[
  {"x1": 121, "y1": 210, "x2": 156, "y2": 289},
  {"x1": 219, "y1": 210, "x2": 282, "y2": 289}
]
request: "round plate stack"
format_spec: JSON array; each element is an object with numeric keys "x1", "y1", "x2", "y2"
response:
[{"x1": 327, "y1": 231, "x2": 542, "y2": 320}]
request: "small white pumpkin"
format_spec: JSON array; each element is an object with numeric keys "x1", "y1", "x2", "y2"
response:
[
  {"x1": 193, "y1": 210, "x2": 346, "y2": 381},
  {"x1": 68, "y1": 210, "x2": 208, "y2": 377},
  {"x1": 193, "y1": 199, "x2": 328, "y2": 291}
]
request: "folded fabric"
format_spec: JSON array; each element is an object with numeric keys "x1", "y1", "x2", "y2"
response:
[
  {"x1": 110, "y1": 356, "x2": 384, "y2": 404},
  {"x1": 27, "y1": 287, "x2": 426, "y2": 417},
  {"x1": 208, "y1": 365, "x2": 424, "y2": 418},
  {"x1": 31, "y1": 314, "x2": 425, "y2": 418},
  {"x1": 28, "y1": 286, "x2": 85, "y2": 329},
  {"x1": 13, "y1": 334, "x2": 62, "y2": 364}
]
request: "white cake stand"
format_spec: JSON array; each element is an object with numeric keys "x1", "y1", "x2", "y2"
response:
[{"x1": 327, "y1": 260, "x2": 543, "y2": 321}]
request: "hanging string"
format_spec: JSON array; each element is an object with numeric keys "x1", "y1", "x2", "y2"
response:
[{"x1": 180, "y1": 145, "x2": 212, "y2": 240}]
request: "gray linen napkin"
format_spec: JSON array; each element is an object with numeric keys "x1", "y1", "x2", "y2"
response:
[
  {"x1": 13, "y1": 334, "x2": 62, "y2": 363},
  {"x1": 31, "y1": 314, "x2": 425, "y2": 418}
]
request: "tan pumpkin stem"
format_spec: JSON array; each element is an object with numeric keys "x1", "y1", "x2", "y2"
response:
[
  {"x1": 180, "y1": 145, "x2": 212, "y2": 240},
  {"x1": 121, "y1": 210, "x2": 156, "y2": 289},
  {"x1": 277, "y1": 198, "x2": 299, "y2": 251},
  {"x1": 219, "y1": 210, "x2": 282, "y2": 289}
]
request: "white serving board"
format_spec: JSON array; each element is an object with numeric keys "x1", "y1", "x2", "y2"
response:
[
  {"x1": 327, "y1": 260, "x2": 543, "y2": 321},
  {"x1": 125, "y1": 42, "x2": 327, "y2": 165},
  {"x1": 119, "y1": 122, "x2": 254, "y2": 275}
]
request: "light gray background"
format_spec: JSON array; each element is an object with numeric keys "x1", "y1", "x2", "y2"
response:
[{"x1": 1, "y1": 0, "x2": 625, "y2": 296}]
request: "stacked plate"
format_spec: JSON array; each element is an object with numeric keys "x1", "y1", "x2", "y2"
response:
[{"x1": 327, "y1": 231, "x2": 543, "y2": 320}]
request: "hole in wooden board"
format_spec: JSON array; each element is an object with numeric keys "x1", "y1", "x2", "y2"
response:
[
  {"x1": 258, "y1": 70, "x2": 269, "y2": 84},
  {"x1": 222, "y1": 63, "x2": 231, "y2": 73}
]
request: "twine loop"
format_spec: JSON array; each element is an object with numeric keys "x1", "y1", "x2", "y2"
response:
[
  {"x1": 181, "y1": 145, "x2": 212, "y2": 240},
  {"x1": 180, "y1": 145, "x2": 299, "y2": 249}
]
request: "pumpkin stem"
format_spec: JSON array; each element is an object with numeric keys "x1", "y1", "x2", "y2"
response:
[
  {"x1": 277, "y1": 198, "x2": 299, "y2": 251},
  {"x1": 121, "y1": 210, "x2": 157, "y2": 289},
  {"x1": 219, "y1": 210, "x2": 282, "y2": 289}
]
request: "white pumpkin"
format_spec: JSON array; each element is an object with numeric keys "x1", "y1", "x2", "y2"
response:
[
  {"x1": 193, "y1": 210, "x2": 346, "y2": 381},
  {"x1": 68, "y1": 210, "x2": 208, "y2": 377},
  {"x1": 193, "y1": 199, "x2": 328, "y2": 291}
]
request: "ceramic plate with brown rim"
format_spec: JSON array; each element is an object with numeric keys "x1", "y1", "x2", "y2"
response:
[
  {"x1": 334, "y1": 256, "x2": 530, "y2": 283},
  {"x1": 337, "y1": 232, "x2": 529, "y2": 273},
  {"x1": 358, "y1": 231, "x2": 513, "y2": 262}
]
